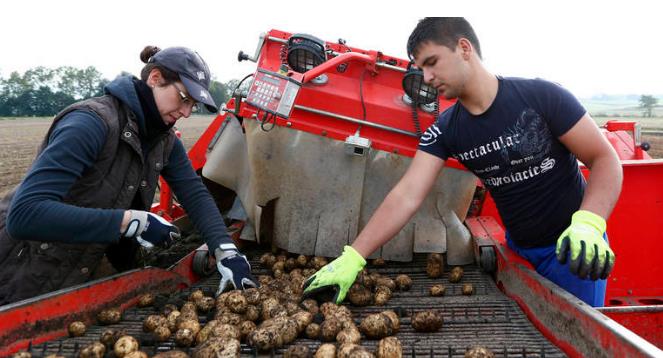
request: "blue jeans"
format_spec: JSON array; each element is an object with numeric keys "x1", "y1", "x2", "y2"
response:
[{"x1": 506, "y1": 234, "x2": 607, "y2": 307}]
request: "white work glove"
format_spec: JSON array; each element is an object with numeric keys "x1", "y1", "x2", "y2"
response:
[
  {"x1": 122, "y1": 210, "x2": 180, "y2": 248},
  {"x1": 215, "y1": 243, "x2": 258, "y2": 295}
]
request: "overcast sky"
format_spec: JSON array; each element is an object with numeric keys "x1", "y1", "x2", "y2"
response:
[{"x1": 1, "y1": 0, "x2": 661, "y2": 98}]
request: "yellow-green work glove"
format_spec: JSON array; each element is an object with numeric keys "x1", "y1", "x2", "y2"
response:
[
  {"x1": 556, "y1": 210, "x2": 615, "y2": 280},
  {"x1": 302, "y1": 245, "x2": 366, "y2": 304}
]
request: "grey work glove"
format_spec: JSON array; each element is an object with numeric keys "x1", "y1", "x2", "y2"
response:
[
  {"x1": 122, "y1": 210, "x2": 180, "y2": 248},
  {"x1": 215, "y1": 244, "x2": 259, "y2": 295}
]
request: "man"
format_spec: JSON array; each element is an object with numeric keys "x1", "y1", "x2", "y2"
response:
[{"x1": 303, "y1": 17, "x2": 621, "y2": 307}]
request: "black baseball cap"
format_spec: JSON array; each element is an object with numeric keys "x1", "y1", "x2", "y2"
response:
[{"x1": 150, "y1": 47, "x2": 218, "y2": 113}]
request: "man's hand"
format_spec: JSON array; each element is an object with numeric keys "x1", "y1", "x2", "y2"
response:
[
  {"x1": 556, "y1": 210, "x2": 615, "y2": 280},
  {"x1": 302, "y1": 246, "x2": 366, "y2": 304},
  {"x1": 215, "y1": 245, "x2": 258, "y2": 295},
  {"x1": 122, "y1": 210, "x2": 180, "y2": 248}
]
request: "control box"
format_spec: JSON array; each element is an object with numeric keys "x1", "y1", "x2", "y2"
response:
[{"x1": 246, "y1": 69, "x2": 302, "y2": 118}]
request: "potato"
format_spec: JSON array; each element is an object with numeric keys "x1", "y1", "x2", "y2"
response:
[
  {"x1": 243, "y1": 304, "x2": 260, "y2": 322},
  {"x1": 272, "y1": 261, "x2": 285, "y2": 272},
  {"x1": 100, "y1": 328, "x2": 125, "y2": 347},
  {"x1": 79, "y1": 342, "x2": 106, "y2": 358},
  {"x1": 411, "y1": 310, "x2": 443, "y2": 332},
  {"x1": 305, "y1": 322, "x2": 321, "y2": 339},
  {"x1": 276, "y1": 253, "x2": 288, "y2": 262},
  {"x1": 12, "y1": 352, "x2": 31, "y2": 358},
  {"x1": 430, "y1": 284, "x2": 446, "y2": 297},
  {"x1": 247, "y1": 326, "x2": 283, "y2": 351},
  {"x1": 348, "y1": 283, "x2": 373, "y2": 306},
  {"x1": 137, "y1": 293, "x2": 155, "y2": 307},
  {"x1": 381, "y1": 310, "x2": 400, "y2": 333},
  {"x1": 376, "y1": 336, "x2": 403, "y2": 358},
  {"x1": 374, "y1": 277, "x2": 396, "y2": 291},
  {"x1": 239, "y1": 320, "x2": 257, "y2": 340},
  {"x1": 181, "y1": 301, "x2": 198, "y2": 315},
  {"x1": 152, "y1": 351, "x2": 189, "y2": 358},
  {"x1": 210, "y1": 323, "x2": 241, "y2": 340},
  {"x1": 67, "y1": 321, "x2": 86, "y2": 337},
  {"x1": 216, "y1": 291, "x2": 232, "y2": 307},
  {"x1": 374, "y1": 285, "x2": 392, "y2": 306},
  {"x1": 337, "y1": 326, "x2": 362, "y2": 344},
  {"x1": 243, "y1": 287, "x2": 261, "y2": 305},
  {"x1": 273, "y1": 269, "x2": 286, "y2": 279},
  {"x1": 261, "y1": 296, "x2": 279, "y2": 312},
  {"x1": 192, "y1": 337, "x2": 241, "y2": 358},
  {"x1": 355, "y1": 270, "x2": 375, "y2": 288},
  {"x1": 195, "y1": 296, "x2": 215, "y2": 313},
  {"x1": 426, "y1": 253, "x2": 444, "y2": 278},
  {"x1": 166, "y1": 310, "x2": 181, "y2": 331},
  {"x1": 314, "y1": 343, "x2": 337, "y2": 358},
  {"x1": 174, "y1": 328, "x2": 195, "y2": 347},
  {"x1": 372, "y1": 257, "x2": 386, "y2": 266},
  {"x1": 143, "y1": 314, "x2": 167, "y2": 332},
  {"x1": 258, "y1": 275, "x2": 274, "y2": 286},
  {"x1": 153, "y1": 325, "x2": 171, "y2": 342},
  {"x1": 178, "y1": 319, "x2": 201, "y2": 336},
  {"x1": 290, "y1": 268, "x2": 304, "y2": 278},
  {"x1": 310, "y1": 256, "x2": 328, "y2": 269},
  {"x1": 113, "y1": 335, "x2": 139, "y2": 357},
  {"x1": 338, "y1": 343, "x2": 374, "y2": 358},
  {"x1": 266, "y1": 304, "x2": 288, "y2": 320},
  {"x1": 449, "y1": 266, "x2": 464, "y2": 283},
  {"x1": 465, "y1": 346, "x2": 495, "y2": 358},
  {"x1": 300, "y1": 298, "x2": 319, "y2": 315},
  {"x1": 291, "y1": 310, "x2": 313, "y2": 332},
  {"x1": 320, "y1": 318, "x2": 342, "y2": 341},
  {"x1": 189, "y1": 289, "x2": 205, "y2": 302},
  {"x1": 44, "y1": 355, "x2": 65, "y2": 358},
  {"x1": 296, "y1": 254, "x2": 308, "y2": 267},
  {"x1": 359, "y1": 312, "x2": 394, "y2": 339},
  {"x1": 216, "y1": 312, "x2": 243, "y2": 325},
  {"x1": 124, "y1": 352, "x2": 148, "y2": 358},
  {"x1": 285, "y1": 300, "x2": 302, "y2": 315},
  {"x1": 462, "y1": 283, "x2": 474, "y2": 295},
  {"x1": 285, "y1": 258, "x2": 297, "y2": 271},
  {"x1": 394, "y1": 274, "x2": 412, "y2": 291},
  {"x1": 302, "y1": 268, "x2": 317, "y2": 278},
  {"x1": 195, "y1": 320, "x2": 219, "y2": 345},
  {"x1": 162, "y1": 303, "x2": 178, "y2": 316},
  {"x1": 319, "y1": 302, "x2": 339, "y2": 318},
  {"x1": 97, "y1": 308, "x2": 122, "y2": 325},
  {"x1": 178, "y1": 309, "x2": 198, "y2": 323},
  {"x1": 285, "y1": 345, "x2": 311, "y2": 358},
  {"x1": 260, "y1": 253, "x2": 277, "y2": 268},
  {"x1": 270, "y1": 316, "x2": 300, "y2": 343}
]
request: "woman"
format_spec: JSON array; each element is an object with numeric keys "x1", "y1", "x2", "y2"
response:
[{"x1": 0, "y1": 46, "x2": 256, "y2": 305}]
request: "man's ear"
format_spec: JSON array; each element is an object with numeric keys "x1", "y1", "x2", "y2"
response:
[
  {"x1": 458, "y1": 38, "x2": 473, "y2": 60},
  {"x1": 147, "y1": 68, "x2": 164, "y2": 87}
]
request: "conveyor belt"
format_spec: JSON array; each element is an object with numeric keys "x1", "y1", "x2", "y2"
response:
[{"x1": 24, "y1": 254, "x2": 567, "y2": 357}]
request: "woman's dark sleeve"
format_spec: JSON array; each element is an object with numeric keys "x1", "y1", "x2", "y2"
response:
[{"x1": 6, "y1": 111, "x2": 125, "y2": 243}]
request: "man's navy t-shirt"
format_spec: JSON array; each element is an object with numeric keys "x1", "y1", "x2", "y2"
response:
[{"x1": 419, "y1": 77, "x2": 587, "y2": 248}]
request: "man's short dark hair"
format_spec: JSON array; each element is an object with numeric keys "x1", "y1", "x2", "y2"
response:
[{"x1": 407, "y1": 17, "x2": 482, "y2": 60}]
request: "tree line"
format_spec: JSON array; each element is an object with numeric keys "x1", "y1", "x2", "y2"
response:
[{"x1": 0, "y1": 66, "x2": 236, "y2": 117}]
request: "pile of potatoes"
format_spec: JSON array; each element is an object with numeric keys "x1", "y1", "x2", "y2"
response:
[
  {"x1": 64, "y1": 306, "x2": 151, "y2": 358},
  {"x1": 426, "y1": 253, "x2": 474, "y2": 296},
  {"x1": 346, "y1": 268, "x2": 412, "y2": 307},
  {"x1": 48, "y1": 250, "x2": 487, "y2": 358}
]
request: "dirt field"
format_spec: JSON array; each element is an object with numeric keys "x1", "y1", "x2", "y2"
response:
[
  {"x1": 1, "y1": 115, "x2": 662, "y2": 197},
  {"x1": 0, "y1": 115, "x2": 216, "y2": 197}
]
